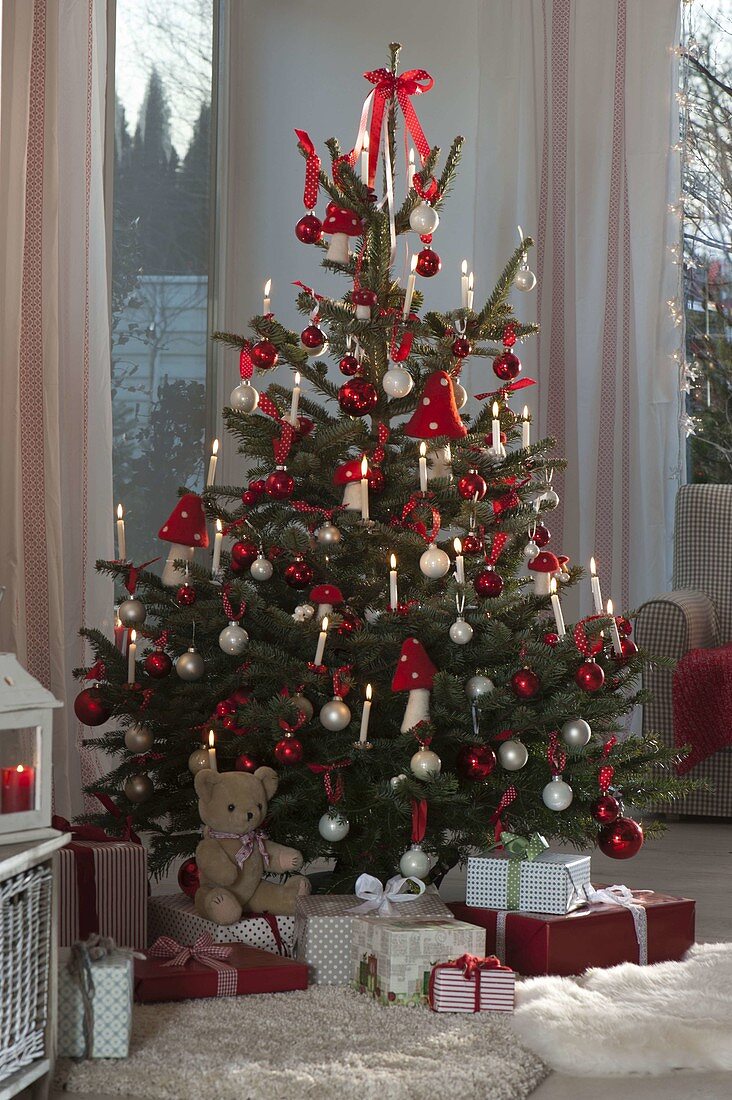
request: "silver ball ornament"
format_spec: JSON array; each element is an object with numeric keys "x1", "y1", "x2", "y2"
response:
[
  {"x1": 218, "y1": 622, "x2": 249, "y2": 655},
  {"x1": 542, "y1": 775, "x2": 574, "y2": 811},
  {"x1": 465, "y1": 674, "x2": 495, "y2": 700},
  {"x1": 543, "y1": 489, "x2": 560, "y2": 509},
  {"x1": 410, "y1": 748, "x2": 442, "y2": 779},
  {"x1": 382, "y1": 366, "x2": 414, "y2": 399},
  {"x1": 124, "y1": 724, "x2": 154, "y2": 753},
  {"x1": 419, "y1": 545, "x2": 451, "y2": 579},
  {"x1": 188, "y1": 747, "x2": 210, "y2": 775},
  {"x1": 124, "y1": 773, "x2": 153, "y2": 803},
  {"x1": 561, "y1": 718, "x2": 592, "y2": 748},
  {"x1": 449, "y1": 618, "x2": 474, "y2": 645},
  {"x1": 175, "y1": 647, "x2": 205, "y2": 681},
  {"x1": 399, "y1": 844, "x2": 431, "y2": 878},
  {"x1": 515, "y1": 267, "x2": 537, "y2": 292},
  {"x1": 316, "y1": 522, "x2": 341, "y2": 545},
  {"x1": 229, "y1": 382, "x2": 259, "y2": 414},
  {"x1": 498, "y1": 739, "x2": 529, "y2": 771},
  {"x1": 390, "y1": 774, "x2": 407, "y2": 790},
  {"x1": 118, "y1": 598, "x2": 146, "y2": 627},
  {"x1": 319, "y1": 697, "x2": 352, "y2": 731},
  {"x1": 291, "y1": 693, "x2": 314, "y2": 721},
  {"x1": 409, "y1": 202, "x2": 440, "y2": 235},
  {"x1": 523, "y1": 540, "x2": 540, "y2": 563},
  {"x1": 453, "y1": 382, "x2": 468, "y2": 410},
  {"x1": 318, "y1": 813, "x2": 350, "y2": 841},
  {"x1": 250, "y1": 556, "x2": 274, "y2": 582}
]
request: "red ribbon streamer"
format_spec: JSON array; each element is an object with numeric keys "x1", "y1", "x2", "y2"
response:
[
  {"x1": 332, "y1": 665, "x2": 353, "y2": 700},
  {"x1": 307, "y1": 759, "x2": 352, "y2": 805},
  {"x1": 390, "y1": 323, "x2": 414, "y2": 362},
  {"x1": 84, "y1": 660, "x2": 106, "y2": 682},
  {"x1": 489, "y1": 785, "x2": 517, "y2": 843},
  {"x1": 475, "y1": 377, "x2": 537, "y2": 400},
  {"x1": 362, "y1": 68, "x2": 434, "y2": 188},
  {"x1": 372, "y1": 422, "x2": 390, "y2": 464},
  {"x1": 126, "y1": 558, "x2": 160, "y2": 596},
  {"x1": 293, "y1": 281, "x2": 324, "y2": 302},
  {"x1": 547, "y1": 731, "x2": 567, "y2": 777},
  {"x1": 294, "y1": 129, "x2": 321, "y2": 210},
  {"x1": 573, "y1": 616, "x2": 604, "y2": 658},
  {"x1": 598, "y1": 736, "x2": 617, "y2": 792},
  {"x1": 239, "y1": 345, "x2": 254, "y2": 381},
  {"x1": 484, "y1": 533, "x2": 508, "y2": 568},
  {"x1": 222, "y1": 585, "x2": 244, "y2": 623},
  {"x1": 400, "y1": 493, "x2": 441, "y2": 544},
  {"x1": 411, "y1": 798, "x2": 427, "y2": 843}
]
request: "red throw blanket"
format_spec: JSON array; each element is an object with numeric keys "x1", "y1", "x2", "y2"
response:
[{"x1": 673, "y1": 642, "x2": 732, "y2": 774}]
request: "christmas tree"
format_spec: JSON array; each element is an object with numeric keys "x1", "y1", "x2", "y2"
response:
[{"x1": 76, "y1": 45, "x2": 692, "y2": 892}]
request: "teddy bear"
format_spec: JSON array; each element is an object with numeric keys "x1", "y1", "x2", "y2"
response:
[{"x1": 193, "y1": 766, "x2": 311, "y2": 924}]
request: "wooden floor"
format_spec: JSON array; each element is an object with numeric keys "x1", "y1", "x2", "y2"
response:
[{"x1": 48, "y1": 819, "x2": 732, "y2": 1100}]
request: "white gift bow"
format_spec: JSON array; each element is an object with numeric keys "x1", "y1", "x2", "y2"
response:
[
  {"x1": 583, "y1": 883, "x2": 650, "y2": 965},
  {"x1": 348, "y1": 874, "x2": 426, "y2": 916}
]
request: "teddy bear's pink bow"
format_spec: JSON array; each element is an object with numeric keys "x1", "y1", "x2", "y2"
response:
[{"x1": 206, "y1": 826, "x2": 270, "y2": 869}]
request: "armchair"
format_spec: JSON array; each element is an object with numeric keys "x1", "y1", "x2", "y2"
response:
[{"x1": 636, "y1": 483, "x2": 732, "y2": 816}]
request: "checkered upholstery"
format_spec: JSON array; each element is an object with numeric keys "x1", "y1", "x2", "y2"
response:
[{"x1": 636, "y1": 485, "x2": 732, "y2": 817}]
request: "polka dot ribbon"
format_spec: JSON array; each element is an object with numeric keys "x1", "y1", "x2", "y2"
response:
[
  {"x1": 411, "y1": 798, "x2": 428, "y2": 843},
  {"x1": 573, "y1": 616, "x2": 605, "y2": 658},
  {"x1": 221, "y1": 585, "x2": 244, "y2": 623},
  {"x1": 84, "y1": 660, "x2": 106, "y2": 682},
  {"x1": 372, "y1": 423, "x2": 390, "y2": 464},
  {"x1": 413, "y1": 170, "x2": 440, "y2": 203},
  {"x1": 475, "y1": 377, "x2": 537, "y2": 401},
  {"x1": 390, "y1": 322, "x2": 414, "y2": 362},
  {"x1": 484, "y1": 533, "x2": 508, "y2": 568},
  {"x1": 307, "y1": 759, "x2": 352, "y2": 805},
  {"x1": 153, "y1": 630, "x2": 170, "y2": 652},
  {"x1": 360, "y1": 68, "x2": 434, "y2": 189},
  {"x1": 239, "y1": 343, "x2": 253, "y2": 381},
  {"x1": 547, "y1": 730, "x2": 566, "y2": 777},
  {"x1": 598, "y1": 736, "x2": 617, "y2": 792},
  {"x1": 258, "y1": 393, "x2": 296, "y2": 466},
  {"x1": 294, "y1": 130, "x2": 321, "y2": 210},
  {"x1": 400, "y1": 493, "x2": 441, "y2": 544},
  {"x1": 489, "y1": 785, "x2": 517, "y2": 843}
]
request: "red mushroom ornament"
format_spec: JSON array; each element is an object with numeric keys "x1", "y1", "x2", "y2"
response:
[
  {"x1": 158, "y1": 493, "x2": 209, "y2": 586},
  {"x1": 527, "y1": 551, "x2": 561, "y2": 597},
  {"x1": 391, "y1": 638, "x2": 438, "y2": 733},
  {"x1": 333, "y1": 458, "x2": 366, "y2": 512},
  {"x1": 352, "y1": 288, "x2": 378, "y2": 320},
  {"x1": 310, "y1": 583, "x2": 344, "y2": 623},
  {"x1": 403, "y1": 371, "x2": 467, "y2": 440},
  {"x1": 323, "y1": 205, "x2": 363, "y2": 263}
]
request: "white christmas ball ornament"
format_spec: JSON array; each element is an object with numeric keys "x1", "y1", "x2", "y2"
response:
[
  {"x1": 419, "y1": 545, "x2": 451, "y2": 579},
  {"x1": 410, "y1": 748, "x2": 442, "y2": 779},
  {"x1": 390, "y1": 774, "x2": 407, "y2": 790},
  {"x1": 453, "y1": 382, "x2": 468, "y2": 410},
  {"x1": 399, "y1": 843, "x2": 431, "y2": 878},
  {"x1": 118, "y1": 598, "x2": 146, "y2": 627},
  {"x1": 515, "y1": 268, "x2": 537, "y2": 292},
  {"x1": 319, "y1": 697, "x2": 352, "y2": 731},
  {"x1": 318, "y1": 812, "x2": 350, "y2": 841},
  {"x1": 543, "y1": 489, "x2": 560, "y2": 509},
  {"x1": 498, "y1": 739, "x2": 529, "y2": 771},
  {"x1": 523, "y1": 540, "x2": 540, "y2": 563},
  {"x1": 293, "y1": 603, "x2": 315, "y2": 623},
  {"x1": 175, "y1": 647, "x2": 205, "y2": 681},
  {"x1": 542, "y1": 775, "x2": 574, "y2": 811},
  {"x1": 561, "y1": 718, "x2": 592, "y2": 748},
  {"x1": 124, "y1": 774, "x2": 153, "y2": 803},
  {"x1": 316, "y1": 522, "x2": 341, "y2": 545},
  {"x1": 409, "y1": 202, "x2": 440, "y2": 235},
  {"x1": 383, "y1": 366, "x2": 414, "y2": 399},
  {"x1": 188, "y1": 747, "x2": 210, "y2": 775},
  {"x1": 250, "y1": 555, "x2": 274, "y2": 582},
  {"x1": 218, "y1": 622, "x2": 249, "y2": 655},
  {"x1": 229, "y1": 382, "x2": 259, "y2": 414},
  {"x1": 465, "y1": 675, "x2": 495, "y2": 701},
  {"x1": 124, "y1": 725, "x2": 154, "y2": 753},
  {"x1": 449, "y1": 619, "x2": 473, "y2": 645}
]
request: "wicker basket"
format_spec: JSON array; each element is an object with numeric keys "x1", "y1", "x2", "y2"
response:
[{"x1": 0, "y1": 864, "x2": 53, "y2": 1083}]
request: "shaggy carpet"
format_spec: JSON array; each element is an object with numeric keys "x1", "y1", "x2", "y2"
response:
[
  {"x1": 56, "y1": 985, "x2": 548, "y2": 1100},
  {"x1": 512, "y1": 942, "x2": 732, "y2": 1076}
]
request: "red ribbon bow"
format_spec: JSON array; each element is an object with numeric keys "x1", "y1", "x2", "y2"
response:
[
  {"x1": 573, "y1": 615, "x2": 604, "y2": 658},
  {"x1": 361, "y1": 68, "x2": 434, "y2": 188},
  {"x1": 258, "y1": 392, "x2": 296, "y2": 466},
  {"x1": 307, "y1": 759, "x2": 352, "y2": 805},
  {"x1": 332, "y1": 665, "x2": 353, "y2": 700},
  {"x1": 148, "y1": 933, "x2": 233, "y2": 971},
  {"x1": 390, "y1": 322, "x2": 414, "y2": 363},
  {"x1": 93, "y1": 792, "x2": 142, "y2": 844},
  {"x1": 428, "y1": 954, "x2": 510, "y2": 1012}
]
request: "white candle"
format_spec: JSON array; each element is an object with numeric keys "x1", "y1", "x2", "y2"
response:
[
  {"x1": 454, "y1": 537, "x2": 465, "y2": 585},
  {"x1": 607, "y1": 599, "x2": 623, "y2": 655},
  {"x1": 419, "y1": 442, "x2": 428, "y2": 493},
  {"x1": 389, "y1": 553, "x2": 398, "y2": 609},
  {"x1": 116, "y1": 503, "x2": 127, "y2": 560},
  {"x1": 360, "y1": 456, "x2": 370, "y2": 521},
  {"x1": 461, "y1": 260, "x2": 468, "y2": 308},
  {"x1": 127, "y1": 629, "x2": 137, "y2": 683},
  {"x1": 206, "y1": 439, "x2": 219, "y2": 487},
  {"x1": 263, "y1": 278, "x2": 272, "y2": 315},
  {"x1": 211, "y1": 518, "x2": 223, "y2": 576},
  {"x1": 403, "y1": 254, "x2": 418, "y2": 318},
  {"x1": 359, "y1": 684, "x2": 373, "y2": 744},
  {"x1": 314, "y1": 616, "x2": 329, "y2": 665},
  {"x1": 522, "y1": 405, "x2": 531, "y2": 449},
  {"x1": 361, "y1": 132, "x2": 370, "y2": 185},
  {"x1": 467, "y1": 271, "x2": 474, "y2": 311},
  {"x1": 590, "y1": 557, "x2": 603, "y2": 615},
  {"x1": 289, "y1": 371, "x2": 301, "y2": 425},
  {"x1": 550, "y1": 578, "x2": 566, "y2": 637},
  {"x1": 208, "y1": 730, "x2": 218, "y2": 773},
  {"x1": 491, "y1": 402, "x2": 501, "y2": 455},
  {"x1": 408, "y1": 148, "x2": 415, "y2": 190}
]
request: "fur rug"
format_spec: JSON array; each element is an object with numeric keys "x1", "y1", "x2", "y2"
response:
[
  {"x1": 56, "y1": 985, "x2": 548, "y2": 1100},
  {"x1": 512, "y1": 942, "x2": 732, "y2": 1075}
]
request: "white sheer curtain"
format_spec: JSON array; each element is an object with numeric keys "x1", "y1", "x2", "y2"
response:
[{"x1": 0, "y1": 0, "x2": 113, "y2": 817}]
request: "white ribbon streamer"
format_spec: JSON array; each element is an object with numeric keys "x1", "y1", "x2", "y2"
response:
[
  {"x1": 583, "y1": 883, "x2": 650, "y2": 965},
  {"x1": 348, "y1": 873, "x2": 425, "y2": 916}
]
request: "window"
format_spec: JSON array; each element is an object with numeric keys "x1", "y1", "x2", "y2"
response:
[{"x1": 111, "y1": 0, "x2": 216, "y2": 562}]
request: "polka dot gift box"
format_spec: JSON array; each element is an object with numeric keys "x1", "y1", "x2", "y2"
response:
[
  {"x1": 148, "y1": 894, "x2": 294, "y2": 954},
  {"x1": 465, "y1": 847, "x2": 591, "y2": 916}
]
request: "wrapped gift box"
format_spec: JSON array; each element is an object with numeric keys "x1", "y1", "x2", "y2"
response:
[
  {"x1": 448, "y1": 888, "x2": 696, "y2": 977},
  {"x1": 429, "y1": 957, "x2": 516, "y2": 1013},
  {"x1": 295, "y1": 889, "x2": 453, "y2": 986},
  {"x1": 351, "y1": 918, "x2": 485, "y2": 1007},
  {"x1": 465, "y1": 851, "x2": 591, "y2": 915},
  {"x1": 149, "y1": 893, "x2": 293, "y2": 955},
  {"x1": 58, "y1": 838, "x2": 147, "y2": 950},
  {"x1": 58, "y1": 949, "x2": 133, "y2": 1059},
  {"x1": 134, "y1": 940, "x2": 308, "y2": 1002}
]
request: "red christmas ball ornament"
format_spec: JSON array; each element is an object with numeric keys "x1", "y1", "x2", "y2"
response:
[
  {"x1": 73, "y1": 686, "x2": 111, "y2": 727},
  {"x1": 367, "y1": 467, "x2": 385, "y2": 493},
  {"x1": 215, "y1": 700, "x2": 236, "y2": 718},
  {"x1": 615, "y1": 637, "x2": 639, "y2": 664},
  {"x1": 235, "y1": 753, "x2": 260, "y2": 773},
  {"x1": 231, "y1": 540, "x2": 258, "y2": 571},
  {"x1": 591, "y1": 793, "x2": 621, "y2": 825},
  {"x1": 457, "y1": 744, "x2": 497, "y2": 781},
  {"x1": 176, "y1": 583, "x2": 196, "y2": 607},
  {"x1": 462, "y1": 533, "x2": 484, "y2": 555},
  {"x1": 502, "y1": 325, "x2": 518, "y2": 348},
  {"x1": 249, "y1": 479, "x2": 266, "y2": 495},
  {"x1": 229, "y1": 687, "x2": 251, "y2": 706},
  {"x1": 221, "y1": 715, "x2": 238, "y2": 731},
  {"x1": 533, "y1": 524, "x2": 551, "y2": 547},
  {"x1": 416, "y1": 248, "x2": 441, "y2": 277},
  {"x1": 493, "y1": 351, "x2": 521, "y2": 381},
  {"x1": 338, "y1": 377, "x2": 378, "y2": 416},
  {"x1": 296, "y1": 416, "x2": 315, "y2": 437},
  {"x1": 474, "y1": 568, "x2": 504, "y2": 598},
  {"x1": 458, "y1": 471, "x2": 487, "y2": 501},
  {"x1": 337, "y1": 609, "x2": 362, "y2": 636},
  {"x1": 144, "y1": 650, "x2": 172, "y2": 678},
  {"x1": 452, "y1": 336, "x2": 472, "y2": 359},
  {"x1": 251, "y1": 339, "x2": 278, "y2": 370},
  {"x1": 339, "y1": 354, "x2": 360, "y2": 376},
  {"x1": 284, "y1": 559, "x2": 314, "y2": 589},
  {"x1": 543, "y1": 631, "x2": 560, "y2": 647},
  {"x1": 598, "y1": 816, "x2": 644, "y2": 859},
  {"x1": 295, "y1": 213, "x2": 323, "y2": 244},
  {"x1": 265, "y1": 469, "x2": 295, "y2": 500},
  {"x1": 301, "y1": 324, "x2": 327, "y2": 350},
  {"x1": 575, "y1": 661, "x2": 605, "y2": 693},
  {"x1": 511, "y1": 668, "x2": 540, "y2": 699},
  {"x1": 241, "y1": 490, "x2": 258, "y2": 507},
  {"x1": 177, "y1": 858, "x2": 200, "y2": 899},
  {"x1": 274, "y1": 737, "x2": 303, "y2": 765}
]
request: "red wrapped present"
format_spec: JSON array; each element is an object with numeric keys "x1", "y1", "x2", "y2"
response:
[
  {"x1": 134, "y1": 934, "x2": 308, "y2": 1002},
  {"x1": 429, "y1": 954, "x2": 515, "y2": 1013},
  {"x1": 448, "y1": 886, "x2": 695, "y2": 977}
]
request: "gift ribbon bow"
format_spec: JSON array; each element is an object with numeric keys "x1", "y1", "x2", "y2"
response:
[
  {"x1": 294, "y1": 129, "x2": 321, "y2": 210},
  {"x1": 428, "y1": 954, "x2": 511, "y2": 1012},
  {"x1": 500, "y1": 831, "x2": 549, "y2": 911},
  {"x1": 206, "y1": 826, "x2": 270, "y2": 869},
  {"x1": 348, "y1": 873, "x2": 426, "y2": 916}
]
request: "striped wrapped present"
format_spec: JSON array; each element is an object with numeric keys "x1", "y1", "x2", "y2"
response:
[{"x1": 429, "y1": 954, "x2": 515, "y2": 1013}]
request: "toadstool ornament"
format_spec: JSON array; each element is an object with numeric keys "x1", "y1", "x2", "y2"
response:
[
  {"x1": 352, "y1": 287, "x2": 378, "y2": 320},
  {"x1": 403, "y1": 371, "x2": 467, "y2": 440},
  {"x1": 310, "y1": 583, "x2": 344, "y2": 623},
  {"x1": 158, "y1": 493, "x2": 209, "y2": 586},
  {"x1": 323, "y1": 204, "x2": 363, "y2": 263},
  {"x1": 391, "y1": 637, "x2": 438, "y2": 733},
  {"x1": 334, "y1": 458, "x2": 367, "y2": 512},
  {"x1": 556, "y1": 554, "x2": 571, "y2": 583},
  {"x1": 527, "y1": 550, "x2": 561, "y2": 597}
]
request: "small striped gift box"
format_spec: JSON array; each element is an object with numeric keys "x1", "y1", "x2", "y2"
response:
[
  {"x1": 58, "y1": 839, "x2": 147, "y2": 950},
  {"x1": 429, "y1": 955, "x2": 515, "y2": 1013}
]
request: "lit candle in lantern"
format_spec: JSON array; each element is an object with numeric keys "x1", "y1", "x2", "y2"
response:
[
  {"x1": 454, "y1": 538, "x2": 465, "y2": 585},
  {"x1": 263, "y1": 278, "x2": 272, "y2": 315},
  {"x1": 419, "y1": 442, "x2": 428, "y2": 493},
  {"x1": 550, "y1": 578, "x2": 566, "y2": 637},
  {"x1": 607, "y1": 599, "x2": 623, "y2": 655},
  {"x1": 522, "y1": 405, "x2": 531, "y2": 449},
  {"x1": 361, "y1": 132, "x2": 370, "y2": 185},
  {"x1": 359, "y1": 684, "x2": 373, "y2": 745},
  {"x1": 467, "y1": 271, "x2": 474, "y2": 311},
  {"x1": 127, "y1": 629, "x2": 137, "y2": 684},
  {"x1": 403, "y1": 254, "x2": 418, "y2": 318},
  {"x1": 211, "y1": 518, "x2": 223, "y2": 576},
  {"x1": 116, "y1": 504, "x2": 127, "y2": 560},
  {"x1": 461, "y1": 260, "x2": 468, "y2": 308},
  {"x1": 314, "y1": 616, "x2": 329, "y2": 666},
  {"x1": 408, "y1": 148, "x2": 415, "y2": 189},
  {"x1": 360, "y1": 456, "x2": 370, "y2": 521},
  {"x1": 208, "y1": 730, "x2": 218, "y2": 773},
  {"x1": 289, "y1": 371, "x2": 301, "y2": 425},
  {"x1": 206, "y1": 439, "x2": 219, "y2": 487},
  {"x1": 1, "y1": 764, "x2": 35, "y2": 814},
  {"x1": 491, "y1": 402, "x2": 501, "y2": 455},
  {"x1": 389, "y1": 553, "x2": 398, "y2": 609},
  {"x1": 590, "y1": 557, "x2": 603, "y2": 615}
]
